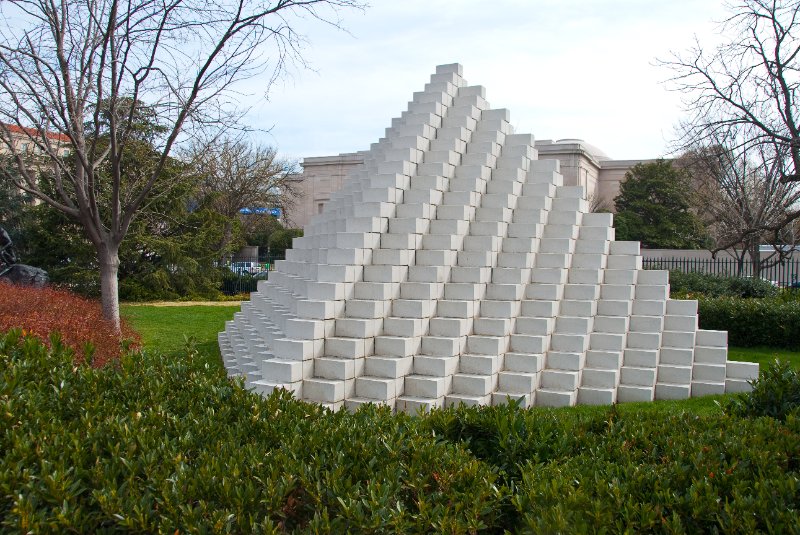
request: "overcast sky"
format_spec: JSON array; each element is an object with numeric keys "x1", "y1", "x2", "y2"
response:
[{"x1": 239, "y1": 0, "x2": 729, "y2": 163}]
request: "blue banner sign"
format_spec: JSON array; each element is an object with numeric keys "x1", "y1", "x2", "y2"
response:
[{"x1": 239, "y1": 207, "x2": 282, "y2": 217}]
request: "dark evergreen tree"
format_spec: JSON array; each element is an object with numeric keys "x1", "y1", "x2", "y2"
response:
[{"x1": 613, "y1": 159, "x2": 708, "y2": 249}]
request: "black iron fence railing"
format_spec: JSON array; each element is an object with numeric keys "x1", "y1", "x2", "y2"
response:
[
  {"x1": 219, "y1": 253, "x2": 286, "y2": 295},
  {"x1": 643, "y1": 257, "x2": 800, "y2": 287}
]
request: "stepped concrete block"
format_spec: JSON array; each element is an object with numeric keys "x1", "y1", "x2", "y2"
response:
[
  {"x1": 561, "y1": 300, "x2": 597, "y2": 317},
  {"x1": 414, "y1": 355, "x2": 459, "y2": 376},
  {"x1": 429, "y1": 317, "x2": 472, "y2": 337},
  {"x1": 666, "y1": 299, "x2": 698, "y2": 315},
  {"x1": 487, "y1": 179, "x2": 522, "y2": 195},
  {"x1": 564, "y1": 284, "x2": 600, "y2": 301},
  {"x1": 346, "y1": 299, "x2": 390, "y2": 319},
  {"x1": 655, "y1": 382, "x2": 691, "y2": 400},
  {"x1": 476, "y1": 207, "x2": 512, "y2": 223},
  {"x1": 425, "y1": 149, "x2": 461, "y2": 165},
  {"x1": 384, "y1": 317, "x2": 428, "y2": 337},
  {"x1": 285, "y1": 318, "x2": 325, "y2": 340},
  {"x1": 413, "y1": 174, "x2": 449, "y2": 191},
  {"x1": 326, "y1": 337, "x2": 371, "y2": 359},
  {"x1": 375, "y1": 335, "x2": 421, "y2": 357},
  {"x1": 356, "y1": 376, "x2": 402, "y2": 400},
  {"x1": 660, "y1": 347, "x2": 694, "y2": 366},
  {"x1": 454, "y1": 373, "x2": 498, "y2": 396},
  {"x1": 552, "y1": 197, "x2": 587, "y2": 212},
  {"x1": 446, "y1": 394, "x2": 491, "y2": 408},
  {"x1": 637, "y1": 270, "x2": 669, "y2": 285},
  {"x1": 355, "y1": 282, "x2": 398, "y2": 301},
  {"x1": 551, "y1": 333, "x2": 589, "y2": 353},
  {"x1": 464, "y1": 235, "x2": 501, "y2": 252},
  {"x1": 578, "y1": 387, "x2": 616, "y2": 405},
  {"x1": 692, "y1": 363, "x2": 726, "y2": 382},
  {"x1": 345, "y1": 397, "x2": 393, "y2": 411},
  {"x1": 516, "y1": 316, "x2": 554, "y2": 335},
  {"x1": 404, "y1": 375, "x2": 452, "y2": 398},
  {"x1": 251, "y1": 380, "x2": 302, "y2": 399},
  {"x1": 422, "y1": 233, "x2": 464, "y2": 251},
  {"x1": 474, "y1": 317, "x2": 513, "y2": 336},
  {"x1": 575, "y1": 240, "x2": 609, "y2": 254},
  {"x1": 317, "y1": 264, "x2": 362, "y2": 283},
  {"x1": 569, "y1": 268, "x2": 604, "y2": 284},
  {"x1": 540, "y1": 238, "x2": 575, "y2": 254},
  {"x1": 556, "y1": 316, "x2": 593, "y2": 334},
  {"x1": 443, "y1": 190, "x2": 479, "y2": 206},
  {"x1": 390, "y1": 217, "x2": 430, "y2": 235},
  {"x1": 572, "y1": 254, "x2": 606, "y2": 269},
  {"x1": 546, "y1": 351, "x2": 585, "y2": 371},
  {"x1": 691, "y1": 381, "x2": 726, "y2": 396},
  {"x1": 451, "y1": 266, "x2": 492, "y2": 283},
  {"x1": 581, "y1": 368, "x2": 618, "y2": 388},
  {"x1": 509, "y1": 223, "x2": 547, "y2": 238},
  {"x1": 457, "y1": 250, "x2": 495, "y2": 267},
  {"x1": 536, "y1": 389, "x2": 577, "y2": 407},
  {"x1": 624, "y1": 349, "x2": 659, "y2": 368},
  {"x1": 632, "y1": 300, "x2": 666, "y2": 316},
  {"x1": 627, "y1": 332, "x2": 662, "y2": 350},
  {"x1": 511, "y1": 334, "x2": 549, "y2": 353},
  {"x1": 604, "y1": 269, "x2": 638, "y2": 285},
  {"x1": 521, "y1": 299, "x2": 559, "y2": 317},
  {"x1": 607, "y1": 255, "x2": 642, "y2": 270},
  {"x1": 696, "y1": 330, "x2": 727, "y2": 347},
  {"x1": 630, "y1": 315, "x2": 663, "y2": 333},
  {"x1": 460, "y1": 354, "x2": 502, "y2": 375},
  {"x1": 480, "y1": 300, "x2": 521, "y2": 318},
  {"x1": 664, "y1": 315, "x2": 697, "y2": 331},
  {"x1": 499, "y1": 371, "x2": 538, "y2": 392},
  {"x1": 505, "y1": 352, "x2": 544, "y2": 373},
  {"x1": 450, "y1": 177, "x2": 486, "y2": 193},
  {"x1": 594, "y1": 315, "x2": 629, "y2": 333},
  {"x1": 493, "y1": 267, "x2": 530, "y2": 284},
  {"x1": 336, "y1": 318, "x2": 382, "y2": 338},
  {"x1": 409, "y1": 265, "x2": 450, "y2": 283},
  {"x1": 400, "y1": 282, "x2": 443, "y2": 300},
  {"x1": 437, "y1": 299, "x2": 477, "y2": 318},
  {"x1": 430, "y1": 219, "x2": 470, "y2": 235},
  {"x1": 537, "y1": 253, "x2": 571, "y2": 268},
  {"x1": 307, "y1": 281, "x2": 351, "y2": 301},
  {"x1": 531, "y1": 267, "x2": 568, "y2": 284},
  {"x1": 541, "y1": 369, "x2": 579, "y2": 390},
  {"x1": 636, "y1": 285, "x2": 669, "y2": 300},
  {"x1": 487, "y1": 283, "x2": 524, "y2": 300},
  {"x1": 468, "y1": 334, "x2": 508, "y2": 355},
  {"x1": 497, "y1": 252, "x2": 533, "y2": 271},
  {"x1": 381, "y1": 233, "x2": 422, "y2": 250},
  {"x1": 437, "y1": 204, "x2": 475, "y2": 220},
  {"x1": 727, "y1": 360, "x2": 759, "y2": 380},
  {"x1": 262, "y1": 359, "x2": 313, "y2": 383},
  {"x1": 315, "y1": 357, "x2": 363, "y2": 380},
  {"x1": 527, "y1": 283, "x2": 564, "y2": 301},
  {"x1": 589, "y1": 332, "x2": 628, "y2": 351},
  {"x1": 304, "y1": 378, "x2": 346, "y2": 403},
  {"x1": 617, "y1": 385, "x2": 654, "y2": 402},
  {"x1": 418, "y1": 162, "x2": 456, "y2": 178},
  {"x1": 586, "y1": 350, "x2": 623, "y2": 369},
  {"x1": 493, "y1": 392, "x2": 533, "y2": 407},
  {"x1": 662, "y1": 331, "x2": 695, "y2": 349},
  {"x1": 621, "y1": 366, "x2": 657, "y2": 386},
  {"x1": 364, "y1": 265, "x2": 408, "y2": 283},
  {"x1": 609, "y1": 241, "x2": 640, "y2": 255},
  {"x1": 657, "y1": 364, "x2": 692, "y2": 384},
  {"x1": 422, "y1": 335, "x2": 465, "y2": 357},
  {"x1": 396, "y1": 396, "x2": 444, "y2": 414},
  {"x1": 725, "y1": 379, "x2": 754, "y2": 393},
  {"x1": 502, "y1": 237, "x2": 539, "y2": 253},
  {"x1": 579, "y1": 226, "x2": 614, "y2": 240},
  {"x1": 547, "y1": 211, "x2": 580, "y2": 226},
  {"x1": 274, "y1": 338, "x2": 323, "y2": 361},
  {"x1": 694, "y1": 346, "x2": 727, "y2": 364}
]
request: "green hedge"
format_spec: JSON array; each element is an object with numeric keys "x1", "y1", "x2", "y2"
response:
[
  {"x1": 2, "y1": 331, "x2": 799, "y2": 532},
  {"x1": 698, "y1": 297, "x2": 800, "y2": 348},
  {"x1": 666, "y1": 270, "x2": 779, "y2": 298}
]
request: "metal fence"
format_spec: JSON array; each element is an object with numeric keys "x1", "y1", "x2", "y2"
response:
[
  {"x1": 219, "y1": 252, "x2": 285, "y2": 295},
  {"x1": 643, "y1": 257, "x2": 800, "y2": 287}
]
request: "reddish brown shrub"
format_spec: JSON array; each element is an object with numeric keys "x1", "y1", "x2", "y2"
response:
[{"x1": 0, "y1": 281, "x2": 139, "y2": 366}]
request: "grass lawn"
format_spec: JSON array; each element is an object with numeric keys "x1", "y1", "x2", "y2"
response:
[
  {"x1": 121, "y1": 303, "x2": 239, "y2": 370},
  {"x1": 118, "y1": 302, "x2": 798, "y2": 416}
]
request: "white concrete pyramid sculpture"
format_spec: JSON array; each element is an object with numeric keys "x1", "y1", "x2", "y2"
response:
[{"x1": 220, "y1": 64, "x2": 758, "y2": 412}]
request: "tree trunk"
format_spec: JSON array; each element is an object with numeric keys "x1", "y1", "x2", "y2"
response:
[
  {"x1": 98, "y1": 243, "x2": 121, "y2": 332},
  {"x1": 748, "y1": 243, "x2": 762, "y2": 279}
]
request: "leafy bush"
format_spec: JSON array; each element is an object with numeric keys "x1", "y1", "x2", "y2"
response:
[
  {"x1": 666, "y1": 270, "x2": 779, "y2": 298},
  {"x1": 3, "y1": 331, "x2": 799, "y2": 532},
  {"x1": 267, "y1": 228, "x2": 303, "y2": 255},
  {"x1": 0, "y1": 282, "x2": 138, "y2": 366},
  {"x1": 698, "y1": 296, "x2": 800, "y2": 348},
  {"x1": 726, "y1": 360, "x2": 800, "y2": 421}
]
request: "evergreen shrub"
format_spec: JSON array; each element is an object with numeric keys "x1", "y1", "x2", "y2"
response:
[{"x1": 698, "y1": 297, "x2": 800, "y2": 348}]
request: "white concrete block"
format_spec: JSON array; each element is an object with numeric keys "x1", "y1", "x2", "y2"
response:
[
  {"x1": 696, "y1": 329, "x2": 727, "y2": 347},
  {"x1": 694, "y1": 346, "x2": 727, "y2": 364},
  {"x1": 727, "y1": 360, "x2": 759, "y2": 380},
  {"x1": 665, "y1": 299, "x2": 698, "y2": 315},
  {"x1": 413, "y1": 355, "x2": 459, "y2": 376}
]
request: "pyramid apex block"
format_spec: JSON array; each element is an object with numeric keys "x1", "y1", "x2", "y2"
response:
[
  {"x1": 506, "y1": 133, "x2": 535, "y2": 146},
  {"x1": 436, "y1": 63, "x2": 463, "y2": 75}
]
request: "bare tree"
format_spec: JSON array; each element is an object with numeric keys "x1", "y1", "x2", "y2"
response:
[
  {"x1": 662, "y1": 0, "x2": 800, "y2": 182},
  {"x1": 186, "y1": 137, "x2": 299, "y2": 252},
  {"x1": 681, "y1": 124, "x2": 800, "y2": 276},
  {"x1": 0, "y1": 0, "x2": 362, "y2": 328}
]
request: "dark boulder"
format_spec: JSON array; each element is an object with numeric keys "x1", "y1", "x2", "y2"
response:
[{"x1": 0, "y1": 264, "x2": 49, "y2": 288}]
